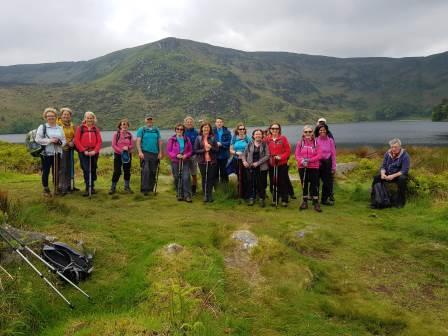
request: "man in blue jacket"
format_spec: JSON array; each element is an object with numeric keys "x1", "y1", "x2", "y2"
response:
[
  {"x1": 213, "y1": 117, "x2": 232, "y2": 184},
  {"x1": 372, "y1": 138, "x2": 410, "y2": 207}
]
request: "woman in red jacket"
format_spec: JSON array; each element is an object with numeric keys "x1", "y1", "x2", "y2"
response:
[
  {"x1": 295, "y1": 125, "x2": 322, "y2": 212},
  {"x1": 74, "y1": 111, "x2": 102, "y2": 196},
  {"x1": 265, "y1": 122, "x2": 291, "y2": 207}
]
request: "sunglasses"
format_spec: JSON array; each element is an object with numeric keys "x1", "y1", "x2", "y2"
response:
[
  {"x1": 238, "y1": 128, "x2": 246, "y2": 131},
  {"x1": 176, "y1": 128, "x2": 184, "y2": 131},
  {"x1": 270, "y1": 127, "x2": 279, "y2": 130},
  {"x1": 304, "y1": 131, "x2": 313, "y2": 134}
]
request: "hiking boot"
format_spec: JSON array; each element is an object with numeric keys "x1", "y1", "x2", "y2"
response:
[
  {"x1": 290, "y1": 194, "x2": 297, "y2": 199},
  {"x1": 321, "y1": 199, "x2": 334, "y2": 206},
  {"x1": 259, "y1": 198, "x2": 265, "y2": 208},
  {"x1": 124, "y1": 180, "x2": 133, "y2": 193},
  {"x1": 43, "y1": 187, "x2": 51, "y2": 196},
  {"x1": 313, "y1": 200, "x2": 322, "y2": 212},
  {"x1": 248, "y1": 198, "x2": 255, "y2": 206},
  {"x1": 281, "y1": 201, "x2": 288, "y2": 207},
  {"x1": 184, "y1": 196, "x2": 192, "y2": 203},
  {"x1": 177, "y1": 196, "x2": 184, "y2": 201},
  {"x1": 299, "y1": 200, "x2": 308, "y2": 210},
  {"x1": 192, "y1": 185, "x2": 197, "y2": 195},
  {"x1": 109, "y1": 182, "x2": 117, "y2": 195},
  {"x1": 329, "y1": 195, "x2": 335, "y2": 202}
]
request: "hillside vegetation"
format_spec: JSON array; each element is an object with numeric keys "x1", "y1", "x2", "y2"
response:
[
  {"x1": 1, "y1": 37, "x2": 448, "y2": 133},
  {"x1": 1, "y1": 142, "x2": 448, "y2": 335}
]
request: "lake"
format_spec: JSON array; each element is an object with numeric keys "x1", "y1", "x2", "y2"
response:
[{"x1": 1, "y1": 121, "x2": 447, "y2": 148}]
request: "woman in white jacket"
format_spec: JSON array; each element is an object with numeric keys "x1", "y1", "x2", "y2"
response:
[{"x1": 36, "y1": 107, "x2": 66, "y2": 195}]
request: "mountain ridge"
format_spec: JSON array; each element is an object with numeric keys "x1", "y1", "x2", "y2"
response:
[{"x1": 0, "y1": 37, "x2": 447, "y2": 133}]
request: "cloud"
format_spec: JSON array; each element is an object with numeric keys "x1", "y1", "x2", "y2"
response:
[{"x1": 0, "y1": 0, "x2": 447, "y2": 65}]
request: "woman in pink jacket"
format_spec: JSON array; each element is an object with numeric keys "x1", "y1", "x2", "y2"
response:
[
  {"x1": 109, "y1": 118, "x2": 134, "y2": 194},
  {"x1": 295, "y1": 125, "x2": 322, "y2": 212},
  {"x1": 167, "y1": 123, "x2": 193, "y2": 202},
  {"x1": 316, "y1": 124, "x2": 336, "y2": 205}
]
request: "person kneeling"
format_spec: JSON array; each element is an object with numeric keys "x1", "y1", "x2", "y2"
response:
[{"x1": 371, "y1": 138, "x2": 410, "y2": 208}]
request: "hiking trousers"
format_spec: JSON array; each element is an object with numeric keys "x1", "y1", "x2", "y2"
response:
[
  {"x1": 141, "y1": 152, "x2": 158, "y2": 192},
  {"x1": 246, "y1": 168, "x2": 268, "y2": 200},
  {"x1": 41, "y1": 154, "x2": 61, "y2": 188},
  {"x1": 199, "y1": 162, "x2": 217, "y2": 200},
  {"x1": 299, "y1": 167, "x2": 319, "y2": 199},
  {"x1": 269, "y1": 164, "x2": 289, "y2": 203},
  {"x1": 171, "y1": 159, "x2": 192, "y2": 198},
  {"x1": 319, "y1": 158, "x2": 333, "y2": 202},
  {"x1": 112, "y1": 152, "x2": 132, "y2": 183},
  {"x1": 79, "y1": 153, "x2": 98, "y2": 189}
]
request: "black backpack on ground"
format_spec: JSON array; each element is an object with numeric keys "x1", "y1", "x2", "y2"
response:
[
  {"x1": 42, "y1": 242, "x2": 93, "y2": 283},
  {"x1": 371, "y1": 182, "x2": 391, "y2": 209}
]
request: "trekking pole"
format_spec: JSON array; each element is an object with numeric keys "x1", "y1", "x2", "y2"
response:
[
  {"x1": 53, "y1": 147, "x2": 57, "y2": 197},
  {"x1": 0, "y1": 265, "x2": 14, "y2": 280},
  {"x1": 88, "y1": 154, "x2": 92, "y2": 199},
  {"x1": 275, "y1": 162, "x2": 279, "y2": 208},
  {"x1": 70, "y1": 149, "x2": 75, "y2": 191},
  {"x1": 153, "y1": 159, "x2": 160, "y2": 195},
  {"x1": 177, "y1": 158, "x2": 183, "y2": 199},
  {"x1": 0, "y1": 226, "x2": 90, "y2": 300},
  {"x1": 204, "y1": 161, "x2": 209, "y2": 202},
  {"x1": 0, "y1": 230, "x2": 74, "y2": 308},
  {"x1": 238, "y1": 159, "x2": 243, "y2": 199},
  {"x1": 251, "y1": 167, "x2": 256, "y2": 200}
]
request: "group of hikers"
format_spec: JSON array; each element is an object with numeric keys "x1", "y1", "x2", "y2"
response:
[{"x1": 33, "y1": 107, "x2": 410, "y2": 210}]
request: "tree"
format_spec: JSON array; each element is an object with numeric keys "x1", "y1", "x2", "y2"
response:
[{"x1": 432, "y1": 99, "x2": 448, "y2": 121}]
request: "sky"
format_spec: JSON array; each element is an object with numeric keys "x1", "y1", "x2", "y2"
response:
[{"x1": 1, "y1": 0, "x2": 448, "y2": 66}]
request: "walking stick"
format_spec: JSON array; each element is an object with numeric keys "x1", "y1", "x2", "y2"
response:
[
  {"x1": 153, "y1": 159, "x2": 160, "y2": 195},
  {"x1": 238, "y1": 158, "x2": 243, "y2": 199},
  {"x1": 0, "y1": 230, "x2": 74, "y2": 308},
  {"x1": 0, "y1": 226, "x2": 91, "y2": 300},
  {"x1": 0, "y1": 265, "x2": 13, "y2": 280},
  {"x1": 70, "y1": 149, "x2": 76, "y2": 191},
  {"x1": 204, "y1": 161, "x2": 209, "y2": 202},
  {"x1": 88, "y1": 155, "x2": 92, "y2": 199},
  {"x1": 140, "y1": 159, "x2": 144, "y2": 193},
  {"x1": 177, "y1": 158, "x2": 184, "y2": 199},
  {"x1": 53, "y1": 147, "x2": 58, "y2": 197},
  {"x1": 274, "y1": 161, "x2": 279, "y2": 208}
]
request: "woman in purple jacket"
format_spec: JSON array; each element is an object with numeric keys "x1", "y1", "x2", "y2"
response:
[
  {"x1": 167, "y1": 123, "x2": 193, "y2": 202},
  {"x1": 295, "y1": 125, "x2": 322, "y2": 212},
  {"x1": 316, "y1": 124, "x2": 336, "y2": 205}
]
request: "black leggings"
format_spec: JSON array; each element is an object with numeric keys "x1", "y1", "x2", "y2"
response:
[
  {"x1": 246, "y1": 168, "x2": 268, "y2": 200},
  {"x1": 199, "y1": 162, "x2": 217, "y2": 199},
  {"x1": 112, "y1": 152, "x2": 132, "y2": 183},
  {"x1": 41, "y1": 154, "x2": 61, "y2": 188},
  {"x1": 299, "y1": 168, "x2": 319, "y2": 199},
  {"x1": 319, "y1": 158, "x2": 333, "y2": 201},
  {"x1": 269, "y1": 164, "x2": 289, "y2": 202}
]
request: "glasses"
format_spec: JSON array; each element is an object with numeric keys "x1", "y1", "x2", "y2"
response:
[
  {"x1": 238, "y1": 128, "x2": 246, "y2": 131},
  {"x1": 270, "y1": 127, "x2": 279, "y2": 130},
  {"x1": 304, "y1": 131, "x2": 313, "y2": 134},
  {"x1": 176, "y1": 128, "x2": 184, "y2": 131}
]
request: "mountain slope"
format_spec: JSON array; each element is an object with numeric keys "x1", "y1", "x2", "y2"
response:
[{"x1": 0, "y1": 37, "x2": 447, "y2": 133}]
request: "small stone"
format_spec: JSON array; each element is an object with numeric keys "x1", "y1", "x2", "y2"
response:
[
  {"x1": 164, "y1": 243, "x2": 184, "y2": 254},
  {"x1": 297, "y1": 231, "x2": 306, "y2": 238},
  {"x1": 368, "y1": 213, "x2": 378, "y2": 218},
  {"x1": 232, "y1": 230, "x2": 258, "y2": 250}
]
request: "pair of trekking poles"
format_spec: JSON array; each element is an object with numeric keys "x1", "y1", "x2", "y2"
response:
[
  {"x1": 49, "y1": 147, "x2": 77, "y2": 197},
  {"x1": 0, "y1": 222, "x2": 91, "y2": 308}
]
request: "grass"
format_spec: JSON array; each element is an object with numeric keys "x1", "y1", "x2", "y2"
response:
[{"x1": 0, "y1": 144, "x2": 448, "y2": 335}]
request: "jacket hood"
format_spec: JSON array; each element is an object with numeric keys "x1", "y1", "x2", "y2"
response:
[{"x1": 388, "y1": 148, "x2": 405, "y2": 159}]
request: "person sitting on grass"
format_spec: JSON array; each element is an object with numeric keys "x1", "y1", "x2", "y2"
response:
[{"x1": 371, "y1": 138, "x2": 410, "y2": 208}]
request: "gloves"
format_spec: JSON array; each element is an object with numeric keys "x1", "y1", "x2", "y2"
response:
[{"x1": 302, "y1": 159, "x2": 309, "y2": 167}]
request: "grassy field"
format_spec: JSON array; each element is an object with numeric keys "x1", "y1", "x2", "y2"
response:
[{"x1": 1, "y1": 143, "x2": 448, "y2": 336}]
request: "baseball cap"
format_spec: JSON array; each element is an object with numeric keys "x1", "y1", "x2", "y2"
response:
[
  {"x1": 145, "y1": 115, "x2": 153, "y2": 120},
  {"x1": 317, "y1": 117, "x2": 327, "y2": 123}
]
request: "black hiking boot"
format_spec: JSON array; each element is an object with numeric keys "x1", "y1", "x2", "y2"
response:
[
  {"x1": 192, "y1": 185, "x2": 197, "y2": 195},
  {"x1": 124, "y1": 180, "x2": 133, "y2": 193},
  {"x1": 321, "y1": 198, "x2": 334, "y2": 206},
  {"x1": 299, "y1": 199, "x2": 308, "y2": 211},
  {"x1": 313, "y1": 199, "x2": 322, "y2": 212},
  {"x1": 109, "y1": 182, "x2": 117, "y2": 195},
  {"x1": 43, "y1": 187, "x2": 51, "y2": 196}
]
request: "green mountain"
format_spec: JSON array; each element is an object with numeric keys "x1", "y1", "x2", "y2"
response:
[{"x1": 1, "y1": 37, "x2": 447, "y2": 133}]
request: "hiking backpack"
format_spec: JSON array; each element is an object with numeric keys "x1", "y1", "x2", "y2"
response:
[
  {"x1": 42, "y1": 242, "x2": 94, "y2": 283},
  {"x1": 25, "y1": 124, "x2": 47, "y2": 157},
  {"x1": 371, "y1": 182, "x2": 391, "y2": 209}
]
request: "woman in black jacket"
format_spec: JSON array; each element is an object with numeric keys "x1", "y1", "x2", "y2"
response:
[{"x1": 194, "y1": 122, "x2": 219, "y2": 202}]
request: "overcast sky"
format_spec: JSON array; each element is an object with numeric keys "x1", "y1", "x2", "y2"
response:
[{"x1": 1, "y1": 0, "x2": 447, "y2": 66}]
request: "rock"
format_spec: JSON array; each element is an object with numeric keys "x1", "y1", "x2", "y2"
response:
[
  {"x1": 297, "y1": 231, "x2": 306, "y2": 238},
  {"x1": 368, "y1": 213, "x2": 378, "y2": 218},
  {"x1": 231, "y1": 230, "x2": 258, "y2": 250},
  {"x1": 164, "y1": 243, "x2": 184, "y2": 254},
  {"x1": 336, "y1": 162, "x2": 359, "y2": 176}
]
